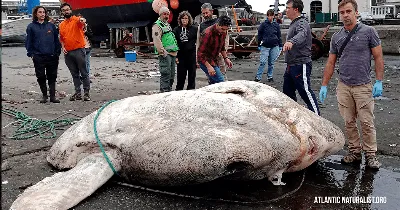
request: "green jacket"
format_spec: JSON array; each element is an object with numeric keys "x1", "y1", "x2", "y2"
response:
[{"x1": 154, "y1": 19, "x2": 179, "y2": 54}]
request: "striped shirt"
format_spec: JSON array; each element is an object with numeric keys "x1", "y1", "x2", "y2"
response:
[
  {"x1": 330, "y1": 23, "x2": 381, "y2": 86},
  {"x1": 197, "y1": 24, "x2": 227, "y2": 66}
]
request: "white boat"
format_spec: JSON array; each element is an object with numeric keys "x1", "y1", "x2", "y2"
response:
[{"x1": 1, "y1": 12, "x2": 32, "y2": 43}]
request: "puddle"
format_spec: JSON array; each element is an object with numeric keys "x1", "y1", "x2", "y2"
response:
[{"x1": 106, "y1": 154, "x2": 400, "y2": 209}]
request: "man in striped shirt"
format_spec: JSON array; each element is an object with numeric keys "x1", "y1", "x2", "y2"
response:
[{"x1": 197, "y1": 15, "x2": 233, "y2": 84}]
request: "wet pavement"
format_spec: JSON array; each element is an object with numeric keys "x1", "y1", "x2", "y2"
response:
[
  {"x1": 2, "y1": 47, "x2": 400, "y2": 209},
  {"x1": 73, "y1": 151, "x2": 400, "y2": 210}
]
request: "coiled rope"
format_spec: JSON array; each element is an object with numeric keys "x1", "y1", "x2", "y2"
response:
[{"x1": 1, "y1": 107, "x2": 81, "y2": 140}]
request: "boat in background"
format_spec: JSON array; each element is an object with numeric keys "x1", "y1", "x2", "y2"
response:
[
  {"x1": 60, "y1": 0, "x2": 240, "y2": 42},
  {"x1": 1, "y1": 12, "x2": 32, "y2": 43}
]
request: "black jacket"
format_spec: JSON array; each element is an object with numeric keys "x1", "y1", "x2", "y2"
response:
[
  {"x1": 173, "y1": 25, "x2": 198, "y2": 58},
  {"x1": 25, "y1": 20, "x2": 61, "y2": 57}
]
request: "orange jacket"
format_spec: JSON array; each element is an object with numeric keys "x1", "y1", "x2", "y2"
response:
[{"x1": 59, "y1": 16, "x2": 86, "y2": 51}]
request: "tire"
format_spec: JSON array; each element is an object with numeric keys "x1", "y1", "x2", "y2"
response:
[{"x1": 114, "y1": 46, "x2": 125, "y2": 58}]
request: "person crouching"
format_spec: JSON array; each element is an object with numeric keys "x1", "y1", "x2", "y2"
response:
[{"x1": 197, "y1": 15, "x2": 233, "y2": 84}]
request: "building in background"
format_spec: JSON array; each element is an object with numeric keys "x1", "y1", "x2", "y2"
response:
[
  {"x1": 2, "y1": 0, "x2": 60, "y2": 17},
  {"x1": 372, "y1": 0, "x2": 400, "y2": 19},
  {"x1": 300, "y1": 0, "x2": 371, "y2": 22}
]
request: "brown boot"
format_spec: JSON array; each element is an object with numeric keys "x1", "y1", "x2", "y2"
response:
[
  {"x1": 366, "y1": 155, "x2": 381, "y2": 170},
  {"x1": 341, "y1": 153, "x2": 362, "y2": 164}
]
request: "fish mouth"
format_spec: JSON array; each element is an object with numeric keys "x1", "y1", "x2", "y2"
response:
[{"x1": 223, "y1": 160, "x2": 254, "y2": 178}]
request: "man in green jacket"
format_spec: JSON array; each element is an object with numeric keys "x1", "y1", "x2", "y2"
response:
[{"x1": 152, "y1": 6, "x2": 179, "y2": 92}]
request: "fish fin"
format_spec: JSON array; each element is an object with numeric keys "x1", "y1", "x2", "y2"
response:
[{"x1": 10, "y1": 153, "x2": 120, "y2": 210}]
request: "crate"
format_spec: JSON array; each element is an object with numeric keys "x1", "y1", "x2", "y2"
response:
[{"x1": 124, "y1": 51, "x2": 137, "y2": 62}]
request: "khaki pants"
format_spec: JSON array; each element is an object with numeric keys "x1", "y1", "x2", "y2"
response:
[{"x1": 336, "y1": 81, "x2": 377, "y2": 156}]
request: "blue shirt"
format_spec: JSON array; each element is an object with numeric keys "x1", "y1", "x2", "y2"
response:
[{"x1": 25, "y1": 20, "x2": 61, "y2": 57}]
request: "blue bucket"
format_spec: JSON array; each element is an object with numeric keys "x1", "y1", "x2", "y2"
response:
[{"x1": 124, "y1": 51, "x2": 137, "y2": 62}]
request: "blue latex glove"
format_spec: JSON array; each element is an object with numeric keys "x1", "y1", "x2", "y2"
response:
[
  {"x1": 258, "y1": 46, "x2": 261, "y2": 51},
  {"x1": 372, "y1": 80, "x2": 383, "y2": 97},
  {"x1": 319, "y1": 86, "x2": 327, "y2": 103}
]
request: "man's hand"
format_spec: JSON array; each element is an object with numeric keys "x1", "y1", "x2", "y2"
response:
[
  {"x1": 175, "y1": 58, "x2": 179, "y2": 64},
  {"x1": 207, "y1": 66, "x2": 216, "y2": 76},
  {"x1": 79, "y1": 17, "x2": 86, "y2": 23},
  {"x1": 62, "y1": 47, "x2": 68, "y2": 54},
  {"x1": 224, "y1": 58, "x2": 233, "y2": 69},
  {"x1": 372, "y1": 80, "x2": 383, "y2": 97},
  {"x1": 283, "y1": 42, "x2": 293, "y2": 52},
  {"x1": 319, "y1": 86, "x2": 328, "y2": 104}
]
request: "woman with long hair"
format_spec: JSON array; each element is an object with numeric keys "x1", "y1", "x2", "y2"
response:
[
  {"x1": 173, "y1": 11, "x2": 198, "y2": 90},
  {"x1": 25, "y1": 6, "x2": 61, "y2": 103}
]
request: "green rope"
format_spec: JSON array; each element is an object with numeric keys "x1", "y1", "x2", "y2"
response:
[
  {"x1": 1, "y1": 107, "x2": 81, "y2": 140},
  {"x1": 93, "y1": 100, "x2": 119, "y2": 176}
]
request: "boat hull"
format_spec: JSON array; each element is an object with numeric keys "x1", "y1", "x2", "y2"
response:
[
  {"x1": 66, "y1": 0, "x2": 204, "y2": 41},
  {"x1": 2, "y1": 19, "x2": 32, "y2": 43}
]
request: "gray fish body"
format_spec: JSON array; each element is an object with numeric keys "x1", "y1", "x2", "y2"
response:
[{"x1": 48, "y1": 80, "x2": 345, "y2": 186}]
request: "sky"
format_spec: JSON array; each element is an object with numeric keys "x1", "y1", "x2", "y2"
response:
[{"x1": 245, "y1": 0, "x2": 286, "y2": 13}]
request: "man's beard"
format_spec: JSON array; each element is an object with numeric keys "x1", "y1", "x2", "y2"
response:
[
  {"x1": 64, "y1": 13, "x2": 72, "y2": 18},
  {"x1": 204, "y1": 15, "x2": 212, "y2": 21}
]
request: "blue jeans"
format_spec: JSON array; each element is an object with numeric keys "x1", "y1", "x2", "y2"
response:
[
  {"x1": 256, "y1": 46, "x2": 280, "y2": 80},
  {"x1": 199, "y1": 63, "x2": 225, "y2": 84},
  {"x1": 85, "y1": 48, "x2": 91, "y2": 75}
]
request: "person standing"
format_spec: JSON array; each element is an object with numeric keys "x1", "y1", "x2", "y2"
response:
[
  {"x1": 282, "y1": 0, "x2": 320, "y2": 115},
  {"x1": 59, "y1": 3, "x2": 90, "y2": 101},
  {"x1": 196, "y1": 3, "x2": 229, "y2": 77},
  {"x1": 319, "y1": 0, "x2": 384, "y2": 169},
  {"x1": 78, "y1": 13, "x2": 93, "y2": 82},
  {"x1": 25, "y1": 6, "x2": 61, "y2": 103},
  {"x1": 173, "y1": 11, "x2": 198, "y2": 90},
  {"x1": 255, "y1": 9, "x2": 283, "y2": 83},
  {"x1": 197, "y1": 15, "x2": 233, "y2": 84},
  {"x1": 152, "y1": 6, "x2": 179, "y2": 92}
]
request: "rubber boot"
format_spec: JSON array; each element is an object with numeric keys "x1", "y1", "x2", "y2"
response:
[
  {"x1": 39, "y1": 83, "x2": 48, "y2": 103},
  {"x1": 49, "y1": 82, "x2": 60, "y2": 103}
]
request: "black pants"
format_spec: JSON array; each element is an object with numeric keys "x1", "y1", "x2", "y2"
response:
[
  {"x1": 65, "y1": 48, "x2": 90, "y2": 93},
  {"x1": 283, "y1": 62, "x2": 320, "y2": 115},
  {"x1": 176, "y1": 52, "x2": 196, "y2": 90},
  {"x1": 32, "y1": 55, "x2": 59, "y2": 87}
]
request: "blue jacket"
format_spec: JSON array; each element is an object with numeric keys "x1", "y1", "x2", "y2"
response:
[
  {"x1": 25, "y1": 20, "x2": 61, "y2": 57},
  {"x1": 257, "y1": 20, "x2": 282, "y2": 48}
]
